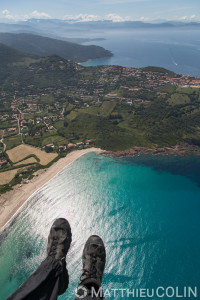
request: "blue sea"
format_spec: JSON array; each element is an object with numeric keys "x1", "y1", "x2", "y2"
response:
[
  {"x1": 0, "y1": 152, "x2": 200, "y2": 299},
  {"x1": 81, "y1": 27, "x2": 200, "y2": 77}
]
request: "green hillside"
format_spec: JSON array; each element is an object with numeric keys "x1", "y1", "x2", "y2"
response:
[
  {"x1": 0, "y1": 43, "x2": 39, "y2": 85},
  {"x1": 0, "y1": 43, "x2": 37, "y2": 64},
  {"x1": 0, "y1": 33, "x2": 112, "y2": 62}
]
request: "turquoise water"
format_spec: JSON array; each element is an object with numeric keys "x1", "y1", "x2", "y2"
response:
[
  {"x1": 0, "y1": 152, "x2": 200, "y2": 299},
  {"x1": 81, "y1": 28, "x2": 200, "y2": 77}
]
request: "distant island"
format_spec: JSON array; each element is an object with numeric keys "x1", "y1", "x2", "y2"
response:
[{"x1": 0, "y1": 43, "x2": 200, "y2": 193}]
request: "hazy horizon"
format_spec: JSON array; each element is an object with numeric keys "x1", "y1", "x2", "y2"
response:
[{"x1": 0, "y1": 0, "x2": 200, "y2": 23}]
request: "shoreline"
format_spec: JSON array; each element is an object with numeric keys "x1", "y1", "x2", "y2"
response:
[
  {"x1": 0, "y1": 147, "x2": 103, "y2": 232},
  {"x1": 80, "y1": 53, "x2": 113, "y2": 66},
  {"x1": 102, "y1": 144, "x2": 200, "y2": 158},
  {"x1": 1, "y1": 144, "x2": 199, "y2": 232}
]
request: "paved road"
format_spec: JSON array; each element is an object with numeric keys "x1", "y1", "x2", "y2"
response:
[{"x1": 0, "y1": 130, "x2": 6, "y2": 152}]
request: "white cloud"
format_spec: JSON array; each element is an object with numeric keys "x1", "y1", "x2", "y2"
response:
[
  {"x1": 1, "y1": 9, "x2": 51, "y2": 21},
  {"x1": 30, "y1": 10, "x2": 51, "y2": 19},
  {"x1": 179, "y1": 16, "x2": 187, "y2": 20},
  {"x1": 2, "y1": 9, "x2": 10, "y2": 16},
  {"x1": 63, "y1": 13, "x2": 134, "y2": 23},
  {"x1": 140, "y1": 16, "x2": 150, "y2": 21},
  {"x1": 190, "y1": 14, "x2": 197, "y2": 20},
  {"x1": 63, "y1": 14, "x2": 100, "y2": 22},
  {"x1": 62, "y1": 13, "x2": 199, "y2": 23},
  {"x1": 2, "y1": 9, "x2": 16, "y2": 20},
  {"x1": 179, "y1": 14, "x2": 198, "y2": 21},
  {"x1": 105, "y1": 13, "x2": 125, "y2": 22}
]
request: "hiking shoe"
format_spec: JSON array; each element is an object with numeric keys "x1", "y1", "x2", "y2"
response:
[
  {"x1": 80, "y1": 235, "x2": 106, "y2": 288},
  {"x1": 47, "y1": 218, "x2": 72, "y2": 262}
]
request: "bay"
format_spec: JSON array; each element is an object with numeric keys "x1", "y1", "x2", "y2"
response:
[
  {"x1": 81, "y1": 27, "x2": 200, "y2": 77},
  {"x1": 0, "y1": 152, "x2": 200, "y2": 299}
]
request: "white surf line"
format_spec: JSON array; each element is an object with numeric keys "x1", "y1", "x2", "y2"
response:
[{"x1": 0, "y1": 148, "x2": 103, "y2": 233}]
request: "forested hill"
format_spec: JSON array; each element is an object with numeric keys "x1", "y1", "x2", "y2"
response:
[
  {"x1": 0, "y1": 43, "x2": 37, "y2": 64},
  {"x1": 0, "y1": 33, "x2": 112, "y2": 62},
  {"x1": 0, "y1": 43, "x2": 39, "y2": 84},
  {"x1": 0, "y1": 43, "x2": 82, "y2": 88}
]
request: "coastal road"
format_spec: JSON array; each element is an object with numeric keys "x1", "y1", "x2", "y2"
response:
[
  {"x1": 17, "y1": 109, "x2": 24, "y2": 144},
  {"x1": 0, "y1": 130, "x2": 6, "y2": 152}
]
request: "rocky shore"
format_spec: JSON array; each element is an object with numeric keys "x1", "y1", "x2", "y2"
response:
[{"x1": 102, "y1": 144, "x2": 200, "y2": 158}]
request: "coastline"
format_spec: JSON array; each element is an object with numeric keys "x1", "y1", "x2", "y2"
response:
[
  {"x1": 80, "y1": 53, "x2": 113, "y2": 66},
  {"x1": 102, "y1": 144, "x2": 200, "y2": 158},
  {"x1": 0, "y1": 147, "x2": 103, "y2": 232},
  {"x1": 1, "y1": 144, "x2": 199, "y2": 232}
]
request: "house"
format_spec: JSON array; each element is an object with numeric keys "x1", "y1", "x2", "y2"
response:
[
  {"x1": 7, "y1": 128, "x2": 16, "y2": 132},
  {"x1": 46, "y1": 144, "x2": 54, "y2": 148},
  {"x1": 59, "y1": 146, "x2": 66, "y2": 151},
  {"x1": 134, "y1": 99, "x2": 143, "y2": 102},
  {"x1": 76, "y1": 142, "x2": 84, "y2": 146},
  {"x1": 67, "y1": 143, "x2": 75, "y2": 148},
  {"x1": 0, "y1": 160, "x2": 8, "y2": 166},
  {"x1": 105, "y1": 93, "x2": 118, "y2": 98}
]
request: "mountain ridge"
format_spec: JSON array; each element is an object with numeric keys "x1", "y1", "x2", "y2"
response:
[{"x1": 0, "y1": 32, "x2": 112, "y2": 63}]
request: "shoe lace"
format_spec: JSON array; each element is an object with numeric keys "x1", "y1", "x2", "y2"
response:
[
  {"x1": 82, "y1": 253, "x2": 98, "y2": 279},
  {"x1": 49, "y1": 236, "x2": 58, "y2": 256}
]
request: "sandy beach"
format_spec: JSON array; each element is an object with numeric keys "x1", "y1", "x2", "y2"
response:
[{"x1": 0, "y1": 147, "x2": 103, "y2": 232}]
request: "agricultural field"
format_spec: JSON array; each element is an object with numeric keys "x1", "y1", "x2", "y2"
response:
[
  {"x1": 0, "y1": 169, "x2": 19, "y2": 185},
  {"x1": 7, "y1": 144, "x2": 58, "y2": 165},
  {"x1": 15, "y1": 157, "x2": 37, "y2": 166}
]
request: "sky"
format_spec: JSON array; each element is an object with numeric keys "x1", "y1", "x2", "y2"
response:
[{"x1": 0, "y1": 0, "x2": 199, "y2": 23}]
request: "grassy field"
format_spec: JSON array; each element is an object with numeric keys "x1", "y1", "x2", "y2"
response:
[
  {"x1": 66, "y1": 110, "x2": 79, "y2": 121},
  {"x1": 15, "y1": 157, "x2": 37, "y2": 166},
  {"x1": 41, "y1": 135, "x2": 68, "y2": 147},
  {"x1": 12, "y1": 57, "x2": 42, "y2": 67},
  {"x1": 40, "y1": 94, "x2": 55, "y2": 104},
  {"x1": 4, "y1": 135, "x2": 21, "y2": 150},
  {"x1": 78, "y1": 101, "x2": 116, "y2": 117},
  {"x1": 176, "y1": 87, "x2": 200, "y2": 95},
  {"x1": 7, "y1": 144, "x2": 57, "y2": 165},
  {"x1": 168, "y1": 93, "x2": 190, "y2": 105},
  {"x1": 0, "y1": 169, "x2": 19, "y2": 185}
]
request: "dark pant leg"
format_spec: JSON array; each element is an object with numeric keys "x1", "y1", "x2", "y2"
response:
[
  {"x1": 6, "y1": 256, "x2": 69, "y2": 300},
  {"x1": 74, "y1": 284, "x2": 105, "y2": 300}
]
